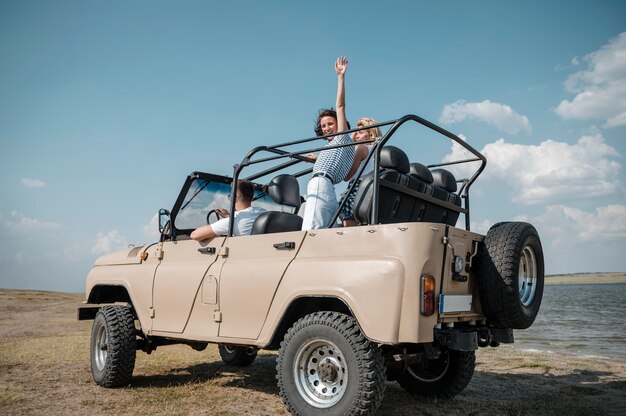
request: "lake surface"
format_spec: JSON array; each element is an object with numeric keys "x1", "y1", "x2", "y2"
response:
[{"x1": 513, "y1": 283, "x2": 626, "y2": 360}]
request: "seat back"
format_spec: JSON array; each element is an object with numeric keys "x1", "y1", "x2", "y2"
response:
[
  {"x1": 353, "y1": 146, "x2": 417, "y2": 224},
  {"x1": 423, "y1": 169, "x2": 462, "y2": 226},
  {"x1": 251, "y1": 174, "x2": 303, "y2": 234},
  {"x1": 353, "y1": 150, "x2": 463, "y2": 226}
]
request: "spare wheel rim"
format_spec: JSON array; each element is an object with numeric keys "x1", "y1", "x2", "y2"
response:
[{"x1": 519, "y1": 244, "x2": 538, "y2": 307}]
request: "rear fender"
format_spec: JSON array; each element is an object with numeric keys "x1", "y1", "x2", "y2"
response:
[{"x1": 260, "y1": 257, "x2": 405, "y2": 344}]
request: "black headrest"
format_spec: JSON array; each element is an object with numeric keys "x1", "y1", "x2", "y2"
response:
[
  {"x1": 431, "y1": 169, "x2": 457, "y2": 192},
  {"x1": 409, "y1": 163, "x2": 434, "y2": 183},
  {"x1": 380, "y1": 146, "x2": 410, "y2": 174},
  {"x1": 267, "y1": 174, "x2": 301, "y2": 208}
]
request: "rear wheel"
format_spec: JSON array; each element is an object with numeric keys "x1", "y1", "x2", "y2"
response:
[
  {"x1": 90, "y1": 305, "x2": 136, "y2": 387},
  {"x1": 476, "y1": 222, "x2": 545, "y2": 329},
  {"x1": 276, "y1": 311, "x2": 386, "y2": 415},
  {"x1": 397, "y1": 349, "x2": 475, "y2": 398},
  {"x1": 218, "y1": 344, "x2": 258, "y2": 366}
]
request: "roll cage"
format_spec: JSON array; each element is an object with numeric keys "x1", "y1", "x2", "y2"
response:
[
  {"x1": 228, "y1": 114, "x2": 486, "y2": 234},
  {"x1": 166, "y1": 114, "x2": 486, "y2": 239}
]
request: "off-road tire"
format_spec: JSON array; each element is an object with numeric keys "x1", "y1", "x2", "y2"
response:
[
  {"x1": 90, "y1": 305, "x2": 136, "y2": 387},
  {"x1": 397, "y1": 349, "x2": 475, "y2": 398},
  {"x1": 218, "y1": 344, "x2": 258, "y2": 366},
  {"x1": 276, "y1": 311, "x2": 386, "y2": 416},
  {"x1": 476, "y1": 222, "x2": 545, "y2": 329}
]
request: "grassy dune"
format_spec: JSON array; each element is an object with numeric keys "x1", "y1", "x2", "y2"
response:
[{"x1": 1, "y1": 289, "x2": 625, "y2": 415}]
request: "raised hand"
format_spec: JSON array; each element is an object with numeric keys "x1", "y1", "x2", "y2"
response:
[{"x1": 335, "y1": 56, "x2": 348, "y2": 76}]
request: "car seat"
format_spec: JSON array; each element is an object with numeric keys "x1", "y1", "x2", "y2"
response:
[{"x1": 251, "y1": 174, "x2": 303, "y2": 234}]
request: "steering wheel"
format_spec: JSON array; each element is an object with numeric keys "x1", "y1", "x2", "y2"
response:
[{"x1": 206, "y1": 209, "x2": 221, "y2": 224}]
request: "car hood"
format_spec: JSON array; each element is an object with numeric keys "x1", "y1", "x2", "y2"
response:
[{"x1": 94, "y1": 244, "x2": 156, "y2": 266}]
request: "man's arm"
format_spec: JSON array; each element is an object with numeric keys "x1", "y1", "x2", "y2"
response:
[
  {"x1": 191, "y1": 216, "x2": 229, "y2": 241},
  {"x1": 335, "y1": 56, "x2": 348, "y2": 132},
  {"x1": 190, "y1": 224, "x2": 217, "y2": 241}
]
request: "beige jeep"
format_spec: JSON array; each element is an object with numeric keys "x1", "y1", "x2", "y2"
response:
[{"x1": 78, "y1": 115, "x2": 544, "y2": 415}]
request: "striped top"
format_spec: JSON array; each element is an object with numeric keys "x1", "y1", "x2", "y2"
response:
[{"x1": 312, "y1": 133, "x2": 356, "y2": 185}]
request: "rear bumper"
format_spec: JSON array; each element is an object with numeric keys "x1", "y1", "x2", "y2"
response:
[{"x1": 434, "y1": 327, "x2": 514, "y2": 351}]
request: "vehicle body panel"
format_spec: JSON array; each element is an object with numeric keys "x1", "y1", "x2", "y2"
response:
[
  {"x1": 85, "y1": 221, "x2": 486, "y2": 346},
  {"x1": 151, "y1": 237, "x2": 225, "y2": 333}
]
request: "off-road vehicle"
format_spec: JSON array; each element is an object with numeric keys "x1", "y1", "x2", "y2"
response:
[{"x1": 79, "y1": 114, "x2": 544, "y2": 415}]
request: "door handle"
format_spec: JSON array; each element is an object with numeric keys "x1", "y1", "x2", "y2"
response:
[
  {"x1": 273, "y1": 242, "x2": 296, "y2": 250},
  {"x1": 198, "y1": 247, "x2": 216, "y2": 254}
]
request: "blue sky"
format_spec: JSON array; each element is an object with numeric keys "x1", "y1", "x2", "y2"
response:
[{"x1": 1, "y1": 1, "x2": 625, "y2": 292}]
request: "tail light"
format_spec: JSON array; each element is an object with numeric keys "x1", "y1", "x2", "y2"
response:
[{"x1": 421, "y1": 274, "x2": 436, "y2": 316}]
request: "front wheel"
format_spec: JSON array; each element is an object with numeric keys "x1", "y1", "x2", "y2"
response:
[
  {"x1": 397, "y1": 349, "x2": 475, "y2": 398},
  {"x1": 90, "y1": 305, "x2": 136, "y2": 387},
  {"x1": 276, "y1": 311, "x2": 386, "y2": 415}
]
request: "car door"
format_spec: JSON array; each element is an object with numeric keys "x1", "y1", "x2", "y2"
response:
[
  {"x1": 217, "y1": 230, "x2": 307, "y2": 339},
  {"x1": 150, "y1": 173, "x2": 234, "y2": 335},
  {"x1": 151, "y1": 237, "x2": 224, "y2": 334}
]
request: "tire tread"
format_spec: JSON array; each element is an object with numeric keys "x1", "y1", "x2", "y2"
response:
[{"x1": 276, "y1": 311, "x2": 385, "y2": 416}]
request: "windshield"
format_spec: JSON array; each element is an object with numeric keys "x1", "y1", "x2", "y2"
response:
[{"x1": 174, "y1": 178, "x2": 296, "y2": 232}]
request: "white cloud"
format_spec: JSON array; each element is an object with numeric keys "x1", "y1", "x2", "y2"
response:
[
  {"x1": 440, "y1": 100, "x2": 532, "y2": 134},
  {"x1": 142, "y1": 213, "x2": 160, "y2": 239},
  {"x1": 512, "y1": 204, "x2": 626, "y2": 273},
  {"x1": 442, "y1": 133, "x2": 621, "y2": 205},
  {"x1": 61, "y1": 243, "x2": 91, "y2": 262},
  {"x1": 555, "y1": 32, "x2": 626, "y2": 128},
  {"x1": 5, "y1": 210, "x2": 61, "y2": 231},
  {"x1": 21, "y1": 178, "x2": 46, "y2": 188},
  {"x1": 441, "y1": 133, "x2": 482, "y2": 179},
  {"x1": 91, "y1": 230, "x2": 129, "y2": 255},
  {"x1": 516, "y1": 204, "x2": 626, "y2": 247},
  {"x1": 469, "y1": 219, "x2": 494, "y2": 235}
]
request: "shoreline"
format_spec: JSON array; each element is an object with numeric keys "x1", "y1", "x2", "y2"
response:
[
  {"x1": 512, "y1": 345, "x2": 626, "y2": 362},
  {"x1": 545, "y1": 272, "x2": 626, "y2": 285}
]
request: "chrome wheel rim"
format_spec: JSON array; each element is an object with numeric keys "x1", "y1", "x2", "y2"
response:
[
  {"x1": 519, "y1": 244, "x2": 538, "y2": 306},
  {"x1": 94, "y1": 323, "x2": 108, "y2": 371},
  {"x1": 224, "y1": 345, "x2": 237, "y2": 354},
  {"x1": 293, "y1": 339, "x2": 347, "y2": 408}
]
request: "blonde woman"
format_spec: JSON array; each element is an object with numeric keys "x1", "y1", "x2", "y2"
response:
[{"x1": 338, "y1": 117, "x2": 381, "y2": 227}]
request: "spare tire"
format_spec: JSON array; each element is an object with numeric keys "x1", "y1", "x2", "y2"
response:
[{"x1": 476, "y1": 222, "x2": 544, "y2": 329}]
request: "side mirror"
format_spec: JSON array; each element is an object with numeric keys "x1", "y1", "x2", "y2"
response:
[{"x1": 158, "y1": 208, "x2": 171, "y2": 235}]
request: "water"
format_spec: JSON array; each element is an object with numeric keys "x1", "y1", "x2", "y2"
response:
[{"x1": 514, "y1": 283, "x2": 626, "y2": 360}]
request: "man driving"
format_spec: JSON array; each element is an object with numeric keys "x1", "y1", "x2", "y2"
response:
[{"x1": 190, "y1": 180, "x2": 265, "y2": 240}]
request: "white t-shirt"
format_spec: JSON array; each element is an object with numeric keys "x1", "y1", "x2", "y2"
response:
[{"x1": 211, "y1": 206, "x2": 266, "y2": 236}]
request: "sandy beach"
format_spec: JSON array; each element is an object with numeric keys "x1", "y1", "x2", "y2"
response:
[{"x1": 1, "y1": 288, "x2": 624, "y2": 415}]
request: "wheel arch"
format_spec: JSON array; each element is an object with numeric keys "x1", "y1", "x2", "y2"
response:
[
  {"x1": 78, "y1": 285, "x2": 136, "y2": 321},
  {"x1": 88, "y1": 284, "x2": 132, "y2": 304},
  {"x1": 265, "y1": 296, "x2": 352, "y2": 350}
]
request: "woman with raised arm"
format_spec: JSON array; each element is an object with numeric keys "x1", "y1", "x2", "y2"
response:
[{"x1": 301, "y1": 56, "x2": 367, "y2": 230}]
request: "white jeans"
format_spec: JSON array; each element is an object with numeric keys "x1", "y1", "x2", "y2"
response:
[{"x1": 301, "y1": 176, "x2": 337, "y2": 230}]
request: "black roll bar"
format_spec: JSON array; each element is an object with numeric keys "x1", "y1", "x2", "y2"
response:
[{"x1": 227, "y1": 115, "x2": 486, "y2": 236}]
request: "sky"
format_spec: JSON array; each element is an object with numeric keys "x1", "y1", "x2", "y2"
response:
[{"x1": 1, "y1": 0, "x2": 625, "y2": 292}]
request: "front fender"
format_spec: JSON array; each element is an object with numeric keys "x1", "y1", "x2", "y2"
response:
[{"x1": 85, "y1": 263, "x2": 156, "y2": 331}]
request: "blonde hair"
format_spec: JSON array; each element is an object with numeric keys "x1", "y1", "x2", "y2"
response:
[{"x1": 356, "y1": 117, "x2": 381, "y2": 140}]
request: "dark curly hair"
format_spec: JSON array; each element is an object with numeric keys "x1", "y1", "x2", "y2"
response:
[{"x1": 314, "y1": 108, "x2": 350, "y2": 137}]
